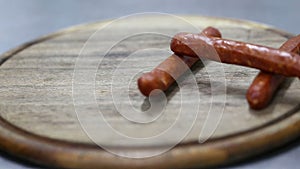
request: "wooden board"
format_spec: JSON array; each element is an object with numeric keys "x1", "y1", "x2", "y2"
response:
[{"x1": 0, "y1": 15, "x2": 299, "y2": 169}]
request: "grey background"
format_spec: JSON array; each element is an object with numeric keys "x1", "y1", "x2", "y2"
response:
[{"x1": 0, "y1": 0, "x2": 299, "y2": 168}]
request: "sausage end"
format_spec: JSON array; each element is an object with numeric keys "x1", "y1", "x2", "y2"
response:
[{"x1": 137, "y1": 72, "x2": 166, "y2": 97}]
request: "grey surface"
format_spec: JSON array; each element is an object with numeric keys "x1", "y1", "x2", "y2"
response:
[{"x1": 0, "y1": 0, "x2": 299, "y2": 168}]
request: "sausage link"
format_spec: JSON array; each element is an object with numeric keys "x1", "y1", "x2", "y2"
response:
[
  {"x1": 247, "y1": 35, "x2": 300, "y2": 109},
  {"x1": 170, "y1": 33, "x2": 300, "y2": 77},
  {"x1": 138, "y1": 27, "x2": 222, "y2": 96}
]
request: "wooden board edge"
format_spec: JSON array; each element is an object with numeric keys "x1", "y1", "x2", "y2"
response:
[{"x1": 0, "y1": 105, "x2": 299, "y2": 169}]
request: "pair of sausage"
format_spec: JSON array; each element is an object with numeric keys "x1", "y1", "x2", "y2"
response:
[
  {"x1": 247, "y1": 35, "x2": 300, "y2": 109},
  {"x1": 137, "y1": 27, "x2": 221, "y2": 96},
  {"x1": 138, "y1": 26, "x2": 300, "y2": 110}
]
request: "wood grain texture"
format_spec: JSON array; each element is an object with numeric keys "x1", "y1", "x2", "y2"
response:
[{"x1": 0, "y1": 15, "x2": 299, "y2": 169}]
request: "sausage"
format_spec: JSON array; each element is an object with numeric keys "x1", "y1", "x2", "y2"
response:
[
  {"x1": 170, "y1": 32, "x2": 300, "y2": 77},
  {"x1": 247, "y1": 34, "x2": 300, "y2": 109},
  {"x1": 138, "y1": 27, "x2": 222, "y2": 96}
]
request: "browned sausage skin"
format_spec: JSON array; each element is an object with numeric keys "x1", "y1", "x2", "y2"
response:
[
  {"x1": 247, "y1": 35, "x2": 300, "y2": 109},
  {"x1": 137, "y1": 27, "x2": 222, "y2": 96},
  {"x1": 170, "y1": 33, "x2": 300, "y2": 77}
]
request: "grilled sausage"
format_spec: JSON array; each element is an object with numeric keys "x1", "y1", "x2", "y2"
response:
[
  {"x1": 170, "y1": 32, "x2": 300, "y2": 77},
  {"x1": 137, "y1": 27, "x2": 222, "y2": 96}
]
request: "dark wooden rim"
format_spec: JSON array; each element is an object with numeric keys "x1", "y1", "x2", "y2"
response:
[{"x1": 0, "y1": 16, "x2": 299, "y2": 169}]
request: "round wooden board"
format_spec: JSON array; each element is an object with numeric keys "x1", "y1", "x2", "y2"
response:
[{"x1": 0, "y1": 14, "x2": 300, "y2": 169}]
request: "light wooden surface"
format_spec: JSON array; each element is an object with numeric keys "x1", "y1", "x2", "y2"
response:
[{"x1": 0, "y1": 15, "x2": 299, "y2": 169}]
